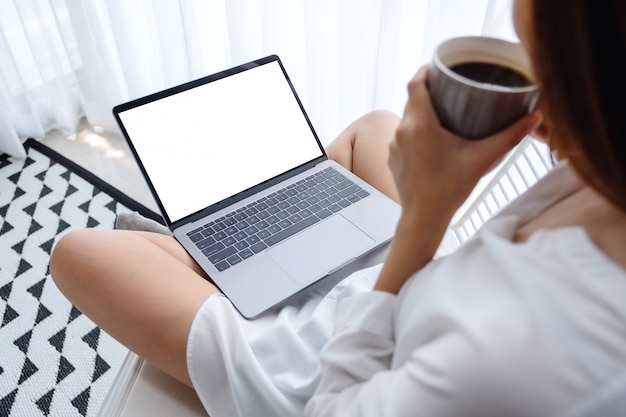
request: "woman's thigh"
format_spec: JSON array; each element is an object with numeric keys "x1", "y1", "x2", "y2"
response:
[
  {"x1": 326, "y1": 109, "x2": 401, "y2": 203},
  {"x1": 50, "y1": 228, "x2": 219, "y2": 387}
]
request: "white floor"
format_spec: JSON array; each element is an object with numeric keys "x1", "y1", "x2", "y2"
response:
[{"x1": 40, "y1": 118, "x2": 160, "y2": 213}]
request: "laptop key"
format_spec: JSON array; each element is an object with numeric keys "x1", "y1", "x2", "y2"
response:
[
  {"x1": 250, "y1": 241, "x2": 268, "y2": 253},
  {"x1": 196, "y1": 236, "x2": 217, "y2": 249},
  {"x1": 215, "y1": 261, "x2": 230, "y2": 272},
  {"x1": 338, "y1": 184, "x2": 361, "y2": 198},
  {"x1": 317, "y1": 208, "x2": 332, "y2": 219},
  {"x1": 224, "y1": 226, "x2": 238, "y2": 235},
  {"x1": 299, "y1": 208, "x2": 313, "y2": 218},
  {"x1": 244, "y1": 225, "x2": 259, "y2": 235},
  {"x1": 264, "y1": 215, "x2": 319, "y2": 247},
  {"x1": 246, "y1": 235, "x2": 261, "y2": 245},
  {"x1": 317, "y1": 190, "x2": 330, "y2": 199},
  {"x1": 227, "y1": 254, "x2": 243, "y2": 266},
  {"x1": 268, "y1": 224, "x2": 282, "y2": 234},
  {"x1": 257, "y1": 229, "x2": 271, "y2": 240},
  {"x1": 202, "y1": 241, "x2": 225, "y2": 257},
  {"x1": 322, "y1": 169, "x2": 337, "y2": 178},
  {"x1": 288, "y1": 213, "x2": 303, "y2": 224},
  {"x1": 239, "y1": 248, "x2": 254, "y2": 259},
  {"x1": 208, "y1": 246, "x2": 237, "y2": 264},
  {"x1": 190, "y1": 233, "x2": 204, "y2": 243},
  {"x1": 328, "y1": 204, "x2": 342, "y2": 213},
  {"x1": 347, "y1": 194, "x2": 361, "y2": 203},
  {"x1": 235, "y1": 221, "x2": 250, "y2": 230},
  {"x1": 214, "y1": 231, "x2": 227, "y2": 241},
  {"x1": 338, "y1": 199, "x2": 352, "y2": 208},
  {"x1": 325, "y1": 177, "x2": 339, "y2": 187},
  {"x1": 235, "y1": 241, "x2": 249, "y2": 250},
  {"x1": 187, "y1": 227, "x2": 204, "y2": 236}
]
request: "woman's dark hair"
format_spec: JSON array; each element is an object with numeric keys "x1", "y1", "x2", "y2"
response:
[{"x1": 531, "y1": 0, "x2": 626, "y2": 210}]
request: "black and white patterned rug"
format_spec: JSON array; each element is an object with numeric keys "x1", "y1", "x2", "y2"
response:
[{"x1": 0, "y1": 139, "x2": 161, "y2": 417}]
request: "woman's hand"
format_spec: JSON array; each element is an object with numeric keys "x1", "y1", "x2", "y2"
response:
[
  {"x1": 375, "y1": 66, "x2": 542, "y2": 294},
  {"x1": 390, "y1": 66, "x2": 541, "y2": 218}
]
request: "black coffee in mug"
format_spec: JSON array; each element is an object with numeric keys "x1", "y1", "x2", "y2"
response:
[{"x1": 450, "y1": 62, "x2": 532, "y2": 88}]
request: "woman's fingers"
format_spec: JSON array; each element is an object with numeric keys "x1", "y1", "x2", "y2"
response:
[
  {"x1": 467, "y1": 111, "x2": 544, "y2": 174},
  {"x1": 389, "y1": 65, "x2": 543, "y2": 212}
]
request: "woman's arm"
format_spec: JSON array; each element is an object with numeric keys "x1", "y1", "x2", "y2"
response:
[
  {"x1": 305, "y1": 289, "x2": 488, "y2": 417},
  {"x1": 375, "y1": 67, "x2": 541, "y2": 294},
  {"x1": 306, "y1": 67, "x2": 541, "y2": 416}
]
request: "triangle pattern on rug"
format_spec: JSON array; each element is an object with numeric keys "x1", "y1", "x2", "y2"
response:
[
  {"x1": 0, "y1": 141, "x2": 160, "y2": 417},
  {"x1": 92, "y1": 355, "x2": 111, "y2": 383},
  {"x1": 2, "y1": 305, "x2": 19, "y2": 328},
  {"x1": 35, "y1": 388, "x2": 55, "y2": 416},
  {"x1": 0, "y1": 389, "x2": 18, "y2": 416},
  {"x1": 71, "y1": 387, "x2": 91, "y2": 417},
  {"x1": 13, "y1": 330, "x2": 33, "y2": 355},
  {"x1": 56, "y1": 356, "x2": 76, "y2": 384},
  {"x1": 0, "y1": 282, "x2": 12, "y2": 301},
  {"x1": 18, "y1": 358, "x2": 39, "y2": 385}
]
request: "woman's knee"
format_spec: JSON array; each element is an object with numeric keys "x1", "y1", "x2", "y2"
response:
[
  {"x1": 327, "y1": 109, "x2": 400, "y2": 166},
  {"x1": 359, "y1": 109, "x2": 401, "y2": 130},
  {"x1": 50, "y1": 228, "x2": 96, "y2": 293},
  {"x1": 353, "y1": 110, "x2": 401, "y2": 146}
]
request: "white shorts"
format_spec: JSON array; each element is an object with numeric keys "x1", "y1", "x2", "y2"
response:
[{"x1": 186, "y1": 264, "x2": 383, "y2": 417}]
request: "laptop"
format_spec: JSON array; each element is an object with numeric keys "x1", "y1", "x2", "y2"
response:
[{"x1": 113, "y1": 55, "x2": 400, "y2": 318}]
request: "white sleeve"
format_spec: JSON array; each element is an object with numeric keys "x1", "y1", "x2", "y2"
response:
[{"x1": 304, "y1": 291, "x2": 487, "y2": 417}]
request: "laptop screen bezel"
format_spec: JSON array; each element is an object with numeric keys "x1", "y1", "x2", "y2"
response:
[{"x1": 112, "y1": 55, "x2": 328, "y2": 228}]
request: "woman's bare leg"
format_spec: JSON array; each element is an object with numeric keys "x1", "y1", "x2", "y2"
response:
[
  {"x1": 326, "y1": 109, "x2": 401, "y2": 203},
  {"x1": 49, "y1": 110, "x2": 399, "y2": 387},
  {"x1": 50, "y1": 229, "x2": 219, "y2": 387}
]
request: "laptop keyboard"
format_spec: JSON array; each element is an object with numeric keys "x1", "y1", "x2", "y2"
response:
[{"x1": 186, "y1": 167, "x2": 371, "y2": 272}]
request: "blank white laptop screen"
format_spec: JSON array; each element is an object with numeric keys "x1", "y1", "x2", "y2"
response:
[{"x1": 116, "y1": 61, "x2": 324, "y2": 223}]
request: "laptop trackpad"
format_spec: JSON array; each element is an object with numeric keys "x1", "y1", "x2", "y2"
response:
[{"x1": 267, "y1": 215, "x2": 374, "y2": 285}]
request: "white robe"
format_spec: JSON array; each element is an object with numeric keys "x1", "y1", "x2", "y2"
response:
[{"x1": 187, "y1": 162, "x2": 626, "y2": 417}]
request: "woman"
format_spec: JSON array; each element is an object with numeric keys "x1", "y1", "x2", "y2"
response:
[{"x1": 50, "y1": 0, "x2": 626, "y2": 415}]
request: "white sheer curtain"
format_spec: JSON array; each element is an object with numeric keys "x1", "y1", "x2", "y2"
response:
[{"x1": 0, "y1": 0, "x2": 516, "y2": 158}]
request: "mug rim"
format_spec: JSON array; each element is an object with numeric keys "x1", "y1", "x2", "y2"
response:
[{"x1": 433, "y1": 36, "x2": 538, "y2": 94}]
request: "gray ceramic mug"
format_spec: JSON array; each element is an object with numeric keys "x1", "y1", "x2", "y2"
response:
[{"x1": 428, "y1": 36, "x2": 539, "y2": 140}]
